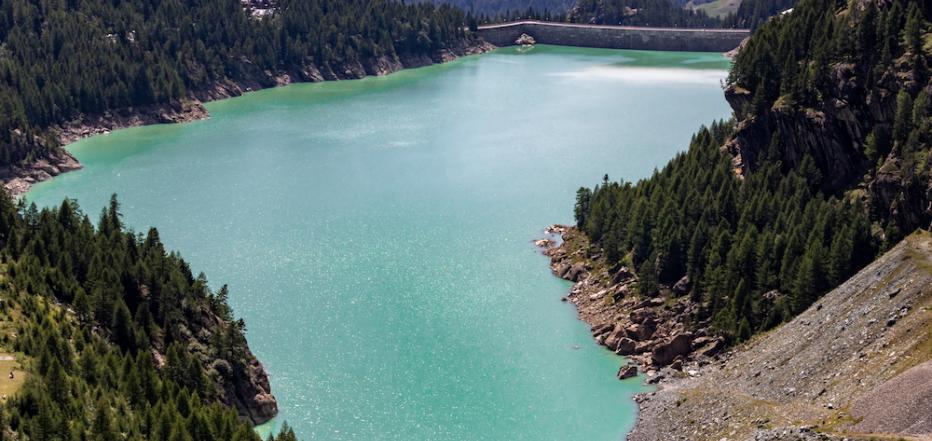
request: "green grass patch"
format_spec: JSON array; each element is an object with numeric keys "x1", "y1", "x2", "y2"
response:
[{"x1": 689, "y1": 0, "x2": 742, "y2": 19}]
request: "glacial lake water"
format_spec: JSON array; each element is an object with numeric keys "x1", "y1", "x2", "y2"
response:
[{"x1": 28, "y1": 45, "x2": 732, "y2": 440}]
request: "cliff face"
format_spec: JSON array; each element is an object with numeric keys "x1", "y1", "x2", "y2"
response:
[
  {"x1": 173, "y1": 300, "x2": 279, "y2": 424},
  {"x1": 724, "y1": 47, "x2": 931, "y2": 238},
  {"x1": 233, "y1": 357, "x2": 279, "y2": 424}
]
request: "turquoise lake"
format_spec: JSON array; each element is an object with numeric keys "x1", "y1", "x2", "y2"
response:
[{"x1": 28, "y1": 45, "x2": 732, "y2": 440}]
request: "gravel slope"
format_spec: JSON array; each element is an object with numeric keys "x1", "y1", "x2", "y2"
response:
[{"x1": 629, "y1": 230, "x2": 932, "y2": 441}]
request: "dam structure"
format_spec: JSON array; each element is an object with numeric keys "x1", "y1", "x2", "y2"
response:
[{"x1": 477, "y1": 20, "x2": 749, "y2": 52}]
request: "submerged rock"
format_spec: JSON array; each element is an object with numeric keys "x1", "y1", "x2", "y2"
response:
[{"x1": 617, "y1": 364, "x2": 638, "y2": 380}]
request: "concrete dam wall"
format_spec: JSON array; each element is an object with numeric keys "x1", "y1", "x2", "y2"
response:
[{"x1": 476, "y1": 21, "x2": 749, "y2": 53}]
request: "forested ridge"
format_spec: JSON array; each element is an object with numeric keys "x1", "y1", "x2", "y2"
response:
[
  {"x1": 565, "y1": 0, "x2": 794, "y2": 28},
  {"x1": 452, "y1": 0, "x2": 794, "y2": 28},
  {"x1": 573, "y1": 0, "x2": 931, "y2": 342},
  {"x1": 426, "y1": 0, "x2": 574, "y2": 18},
  {"x1": 0, "y1": 0, "x2": 477, "y2": 169},
  {"x1": 0, "y1": 193, "x2": 304, "y2": 440},
  {"x1": 568, "y1": 0, "x2": 725, "y2": 27},
  {"x1": 729, "y1": 0, "x2": 795, "y2": 29}
]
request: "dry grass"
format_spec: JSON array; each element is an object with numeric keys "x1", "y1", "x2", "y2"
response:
[
  {"x1": 0, "y1": 354, "x2": 26, "y2": 401},
  {"x1": 0, "y1": 271, "x2": 29, "y2": 401}
]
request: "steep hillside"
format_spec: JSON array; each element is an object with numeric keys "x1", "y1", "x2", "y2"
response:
[
  {"x1": 566, "y1": 0, "x2": 795, "y2": 28},
  {"x1": 628, "y1": 230, "x2": 932, "y2": 440},
  {"x1": 553, "y1": 4, "x2": 931, "y2": 437},
  {"x1": 571, "y1": 0, "x2": 930, "y2": 349},
  {"x1": 568, "y1": 0, "x2": 725, "y2": 27},
  {"x1": 0, "y1": 194, "x2": 288, "y2": 440},
  {"x1": 726, "y1": 0, "x2": 932, "y2": 239}
]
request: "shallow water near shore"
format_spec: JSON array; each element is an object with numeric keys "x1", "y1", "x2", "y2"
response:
[{"x1": 28, "y1": 45, "x2": 731, "y2": 440}]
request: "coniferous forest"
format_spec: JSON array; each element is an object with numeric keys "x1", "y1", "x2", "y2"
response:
[
  {"x1": 0, "y1": 193, "x2": 303, "y2": 440},
  {"x1": 573, "y1": 0, "x2": 930, "y2": 341},
  {"x1": 429, "y1": 0, "x2": 794, "y2": 26},
  {"x1": 0, "y1": 1, "x2": 479, "y2": 439},
  {"x1": 0, "y1": 0, "x2": 475, "y2": 168},
  {"x1": 565, "y1": 0, "x2": 795, "y2": 28},
  {"x1": 568, "y1": 0, "x2": 725, "y2": 27},
  {"x1": 0, "y1": 0, "x2": 927, "y2": 438},
  {"x1": 427, "y1": 0, "x2": 576, "y2": 18}
]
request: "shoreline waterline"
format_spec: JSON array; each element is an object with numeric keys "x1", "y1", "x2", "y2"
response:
[
  {"x1": 26, "y1": 45, "x2": 732, "y2": 440},
  {"x1": 5, "y1": 42, "x2": 495, "y2": 198}
]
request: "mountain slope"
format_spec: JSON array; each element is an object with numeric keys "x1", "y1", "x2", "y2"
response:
[
  {"x1": 0, "y1": 194, "x2": 287, "y2": 440},
  {"x1": 0, "y1": 0, "x2": 485, "y2": 195},
  {"x1": 572, "y1": 0, "x2": 930, "y2": 348},
  {"x1": 628, "y1": 230, "x2": 932, "y2": 440},
  {"x1": 726, "y1": 0, "x2": 932, "y2": 238}
]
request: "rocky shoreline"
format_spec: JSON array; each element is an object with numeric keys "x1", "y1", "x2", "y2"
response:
[
  {"x1": 2, "y1": 41, "x2": 495, "y2": 198},
  {"x1": 538, "y1": 225, "x2": 725, "y2": 384},
  {"x1": 541, "y1": 225, "x2": 932, "y2": 441},
  {"x1": 0, "y1": 39, "x2": 495, "y2": 427}
]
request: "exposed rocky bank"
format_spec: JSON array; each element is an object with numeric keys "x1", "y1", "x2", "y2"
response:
[
  {"x1": 2, "y1": 41, "x2": 494, "y2": 198},
  {"x1": 151, "y1": 287, "x2": 279, "y2": 425},
  {"x1": 539, "y1": 225, "x2": 726, "y2": 383},
  {"x1": 540, "y1": 227, "x2": 932, "y2": 440}
]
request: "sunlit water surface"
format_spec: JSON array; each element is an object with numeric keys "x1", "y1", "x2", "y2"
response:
[{"x1": 29, "y1": 45, "x2": 731, "y2": 441}]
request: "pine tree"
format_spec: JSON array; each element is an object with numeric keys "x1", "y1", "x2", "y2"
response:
[
  {"x1": 574, "y1": 187, "x2": 592, "y2": 228},
  {"x1": 111, "y1": 299, "x2": 134, "y2": 350},
  {"x1": 857, "y1": 1, "x2": 878, "y2": 65},
  {"x1": 92, "y1": 398, "x2": 118, "y2": 441},
  {"x1": 902, "y1": 2, "x2": 923, "y2": 57},
  {"x1": 793, "y1": 241, "x2": 820, "y2": 313},
  {"x1": 893, "y1": 90, "x2": 914, "y2": 145}
]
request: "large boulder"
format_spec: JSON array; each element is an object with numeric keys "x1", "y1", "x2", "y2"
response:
[
  {"x1": 651, "y1": 333, "x2": 693, "y2": 366},
  {"x1": 694, "y1": 337, "x2": 725, "y2": 358},
  {"x1": 614, "y1": 337, "x2": 637, "y2": 355},
  {"x1": 630, "y1": 307, "x2": 656, "y2": 324},
  {"x1": 672, "y1": 275, "x2": 691, "y2": 296},
  {"x1": 555, "y1": 263, "x2": 571, "y2": 278},
  {"x1": 564, "y1": 263, "x2": 588, "y2": 282},
  {"x1": 603, "y1": 327, "x2": 627, "y2": 350},
  {"x1": 612, "y1": 266, "x2": 634, "y2": 283},
  {"x1": 590, "y1": 323, "x2": 614, "y2": 337},
  {"x1": 229, "y1": 358, "x2": 279, "y2": 424},
  {"x1": 635, "y1": 340, "x2": 656, "y2": 354},
  {"x1": 625, "y1": 323, "x2": 655, "y2": 341}
]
